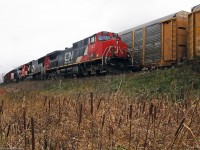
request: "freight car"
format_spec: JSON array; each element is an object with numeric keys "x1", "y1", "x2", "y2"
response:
[
  {"x1": 3, "y1": 31, "x2": 129, "y2": 83},
  {"x1": 120, "y1": 11, "x2": 189, "y2": 69},
  {"x1": 187, "y1": 4, "x2": 200, "y2": 59}
]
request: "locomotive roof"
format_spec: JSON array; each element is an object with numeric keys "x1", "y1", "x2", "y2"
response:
[
  {"x1": 36, "y1": 50, "x2": 62, "y2": 61},
  {"x1": 119, "y1": 11, "x2": 189, "y2": 35},
  {"x1": 46, "y1": 50, "x2": 62, "y2": 56}
]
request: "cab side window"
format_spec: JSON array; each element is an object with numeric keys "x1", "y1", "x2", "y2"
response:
[{"x1": 90, "y1": 36, "x2": 96, "y2": 44}]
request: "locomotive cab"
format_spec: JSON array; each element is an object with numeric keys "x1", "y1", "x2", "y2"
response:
[
  {"x1": 88, "y1": 32, "x2": 127, "y2": 59},
  {"x1": 87, "y1": 31, "x2": 129, "y2": 71}
]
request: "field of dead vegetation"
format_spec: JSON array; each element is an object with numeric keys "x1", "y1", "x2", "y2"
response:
[{"x1": 0, "y1": 66, "x2": 200, "y2": 149}]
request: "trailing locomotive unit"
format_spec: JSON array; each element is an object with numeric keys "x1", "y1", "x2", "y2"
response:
[
  {"x1": 187, "y1": 4, "x2": 200, "y2": 60},
  {"x1": 3, "y1": 62, "x2": 32, "y2": 83},
  {"x1": 46, "y1": 31, "x2": 129, "y2": 77},
  {"x1": 120, "y1": 11, "x2": 189, "y2": 70}
]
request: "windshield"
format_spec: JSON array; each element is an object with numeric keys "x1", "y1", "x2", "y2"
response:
[{"x1": 98, "y1": 35, "x2": 111, "y2": 41}]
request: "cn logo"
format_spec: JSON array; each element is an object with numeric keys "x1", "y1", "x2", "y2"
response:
[{"x1": 65, "y1": 51, "x2": 74, "y2": 62}]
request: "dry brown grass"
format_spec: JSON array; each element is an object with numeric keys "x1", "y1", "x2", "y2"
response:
[{"x1": 0, "y1": 84, "x2": 199, "y2": 150}]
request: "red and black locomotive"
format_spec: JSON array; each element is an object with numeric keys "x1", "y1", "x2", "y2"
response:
[{"x1": 4, "y1": 31, "x2": 129, "y2": 83}]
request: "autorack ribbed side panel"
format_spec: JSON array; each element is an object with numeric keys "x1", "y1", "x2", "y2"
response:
[
  {"x1": 133, "y1": 29, "x2": 143, "y2": 66},
  {"x1": 120, "y1": 32, "x2": 133, "y2": 50},
  {"x1": 145, "y1": 23, "x2": 162, "y2": 64}
]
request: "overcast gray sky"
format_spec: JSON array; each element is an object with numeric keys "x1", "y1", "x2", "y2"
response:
[{"x1": 0, "y1": 0, "x2": 199, "y2": 82}]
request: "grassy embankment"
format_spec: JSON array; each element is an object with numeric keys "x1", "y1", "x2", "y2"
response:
[{"x1": 0, "y1": 64, "x2": 200, "y2": 149}]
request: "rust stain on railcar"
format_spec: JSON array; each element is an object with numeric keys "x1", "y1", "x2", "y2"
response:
[
  {"x1": 187, "y1": 13, "x2": 194, "y2": 59},
  {"x1": 197, "y1": 27, "x2": 200, "y2": 54},
  {"x1": 197, "y1": 27, "x2": 200, "y2": 34},
  {"x1": 195, "y1": 11, "x2": 200, "y2": 56},
  {"x1": 196, "y1": 12, "x2": 200, "y2": 54}
]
